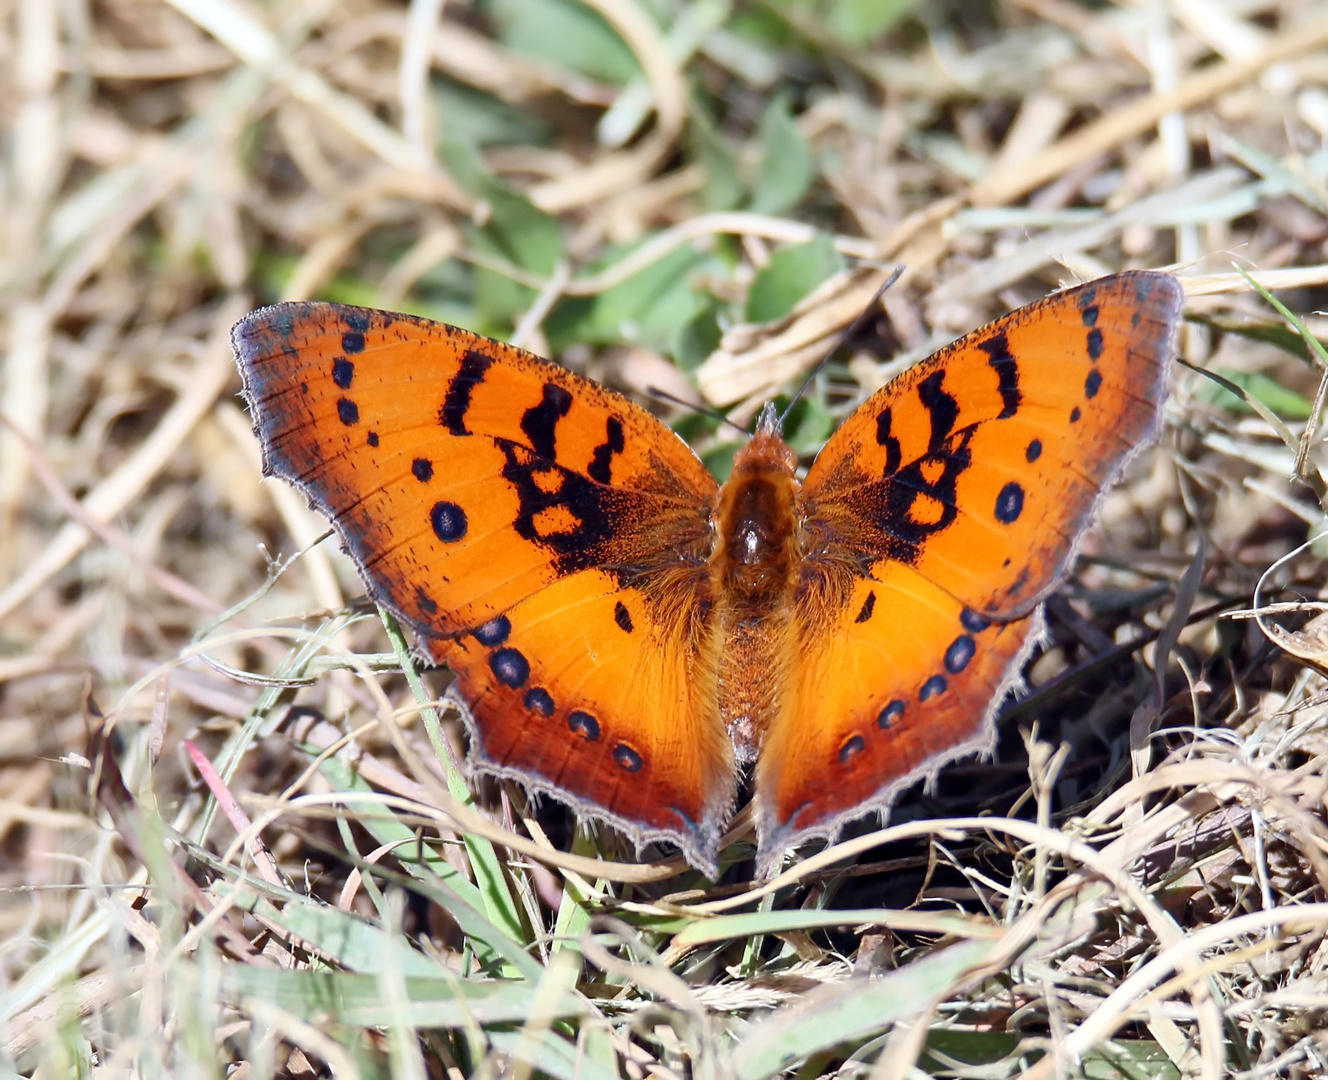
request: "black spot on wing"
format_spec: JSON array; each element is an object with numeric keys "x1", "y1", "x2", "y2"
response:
[
  {"x1": 877, "y1": 700, "x2": 905, "y2": 728},
  {"x1": 522, "y1": 383, "x2": 573, "y2": 459},
  {"x1": 587, "y1": 416, "x2": 625, "y2": 484},
  {"x1": 430, "y1": 501, "x2": 467, "y2": 542},
  {"x1": 1025, "y1": 439, "x2": 1042, "y2": 462},
  {"x1": 1070, "y1": 406, "x2": 1082, "y2": 423},
  {"x1": 995, "y1": 482, "x2": 1024, "y2": 524},
  {"x1": 499, "y1": 443, "x2": 616, "y2": 570},
  {"x1": 614, "y1": 601, "x2": 634, "y2": 634},
  {"x1": 337, "y1": 398, "x2": 358, "y2": 425},
  {"x1": 919, "y1": 370, "x2": 958, "y2": 453},
  {"x1": 342, "y1": 310, "x2": 371, "y2": 333},
  {"x1": 919, "y1": 675, "x2": 946, "y2": 701},
  {"x1": 960, "y1": 608, "x2": 991, "y2": 633},
  {"x1": 416, "y1": 587, "x2": 438, "y2": 615},
  {"x1": 945, "y1": 634, "x2": 976, "y2": 674},
  {"x1": 854, "y1": 591, "x2": 876, "y2": 624},
  {"x1": 412, "y1": 457, "x2": 434, "y2": 482},
  {"x1": 613, "y1": 744, "x2": 643, "y2": 772},
  {"x1": 875, "y1": 408, "x2": 902, "y2": 476},
  {"x1": 839, "y1": 735, "x2": 865, "y2": 763},
  {"x1": 474, "y1": 616, "x2": 511, "y2": 646},
  {"x1": 342, "y1": 331, "x2": 365, "y2": 355},
  {"x1": 441, "y1": 350, "x2": 493, "y2": 436},
  {"x1": 977, "y1": 333, "x2": 1020, "y2": 419},
  {"x1": 1086, "y1": 327, "x2": 1103, "y2": 362},
  {"x1": 490, "y1": 647, "x2": 529, "y2": 688},
  {"x1": 1085, "y1": 369, "x2": 1102, "y2": 399},
  {"x1": 869, "y1": 370, "x2": 975, "y2": 563},
  {"x1": 367, "y1": 431, "x2": 379, "y2": 447},
  {"x1": 332, "y1": 358, "x2": 354, "y2": 389},
  {"x1": 568, "y1": 711, "x2": 600, "y2": 741},
  {"x1": 525, "y1": 687, "x2": 555, "y2": 716}
]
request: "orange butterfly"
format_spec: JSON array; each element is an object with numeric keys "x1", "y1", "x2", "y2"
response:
[{"x1": 233, "y1": 270, "x2": 1182, "y2": 877}]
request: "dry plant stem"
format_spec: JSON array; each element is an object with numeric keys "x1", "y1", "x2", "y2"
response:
[
  {"x1": 242, "y1": 998, "x2": 363, "y2": 1078},
  {"x1": 561, "y1": 212, "x2": 876, "y2": 296},
  {"x1": 165, "y1": 0, "x2": 464, "y2": 202},
  {"x1": 969, "y1": 12, "x2": 1328, "y2": 207},
  {"x1": 0, "y1": 299, "x2": 244, "y2": 622},
  {"x1": 1026, "y1": 904, "x2": 1328, "y2": 1078},
  {"x1": 87, "y1": 702, "x2": 271, "y2": 968},
  {"x1": 3, "y1": 967, "x2": 148, "y2": 1062},
  {"x1": 240, "y1": 788, "x2": 687, "y2": 887},
  {"x1": 526, "y1": 0, "x2": 685, "y2": 213},
  {"x1": 0, "y1": 413, "x2": 224, "y2": 616},
  {"x1": 191, "y1": 627, "x2": 683, "y2": 883},
  {"x1": 398, "y1": 0, "x2": 446, "y2": 166},
  {"x1": 704, "y1": 819, "x2": 1229, "y2": 1077},
  {"x1": 183, "y1": 739, "x2": 282, "y2": 888}
]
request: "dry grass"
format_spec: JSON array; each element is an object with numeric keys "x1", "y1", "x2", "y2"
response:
[{"x1": 5, "y1": 0, "x2": 1328, "y2": 1076}]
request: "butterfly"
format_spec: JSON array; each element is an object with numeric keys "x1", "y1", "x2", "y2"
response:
[{"x1": 233, "y1": 270, "x2": 1183, "y2": 878}]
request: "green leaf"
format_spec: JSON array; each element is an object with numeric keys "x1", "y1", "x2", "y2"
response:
[
  {"x1": 745, "y1": 234, "x2": 843, "y2": 322},
  {"x1": 377, "y1": 611, "x2": 534, "y2": 975},
  {"x1": 919, "y1": 1029, "x2": 1181, "y2": 1079},
  {"x1": 689, "y1": 108, "x2": 744, "y2": 212},
  {"x1": 223, "y1": 966, "x2": 585, "y2": 1027},
  {"x1": 702, "y1": 441, "x2": 741, "y2": 483},
  {"x1": 676, "y1": 303, "x2": 723, "y2": 371},
  {"x1": 488, "y1": 0, "x2": 641, "y2": 84},
  {"x1": 1189, "y1": 312, "x2": 1328, "y2": 362},
  {"x1": 783, "y1": 394, "x2": 835, "y2": 456},
  {"x1": 440, "y1": 139, "x2": 562, "y2": 329},
  {"x1": 763, "y1": 0, "x2": 922, "y2": 48},
  {"x1": 247, "y1": 897, "x2": 449, "y2": 979},
  {"x1": 489, "y1": 1028, "x2": 620, "y2": 1080},
  {"x1": 1194, "y1": 369, "x2": 1312, "y2": 420},
  {"x1": 432, "y1": 78, "x2": 553, "y2": 150},
  {"x1": 748, "y1": 94, "x2": 813, "y2": 216},
  {"x1": 822, "y1": 0, "x2": 920, "y2": 46},
  {"x1": 547, "y1": 242, "x2": 718, "y2": 354},
  {"x1": 731, "y1": 939, "x2": 997, "y2": 1079}
]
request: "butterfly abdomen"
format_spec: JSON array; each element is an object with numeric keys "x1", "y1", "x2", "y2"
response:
[{"x1": 711, "y1": 428, "x2": 804, "y2": 757}]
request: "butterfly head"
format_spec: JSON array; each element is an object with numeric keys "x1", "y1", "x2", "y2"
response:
[
  {"x1": 754, "y1": 401, "x2": 782, "y2": 438},
  {"x1": 728, "y1": 402, "x2": 798, "y2": 496}
]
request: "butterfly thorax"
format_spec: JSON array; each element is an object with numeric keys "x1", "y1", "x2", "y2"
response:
[{"x1": 710, "y1": 428, "x2": 802, "y2": 759}]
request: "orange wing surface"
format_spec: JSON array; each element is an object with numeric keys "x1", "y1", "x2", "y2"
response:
[
  {"x1": 234, "y1": 304, "x2": 734, "y2": 872},
  {"x1": 753, "y1": 271, "x2": 1182, "y2": 869}
]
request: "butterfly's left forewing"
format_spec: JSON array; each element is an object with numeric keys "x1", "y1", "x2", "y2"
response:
[
  {"x1": 235, "y1": 303, "x2": 734, "y2": 872},
  {"x1": 800, "y1": 272, "x2": 1182, "y2": 620}
]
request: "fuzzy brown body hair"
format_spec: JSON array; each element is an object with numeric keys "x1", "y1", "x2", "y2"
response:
[{"x1": 709, "y1": 424, "x2": 805, "y2": 761}]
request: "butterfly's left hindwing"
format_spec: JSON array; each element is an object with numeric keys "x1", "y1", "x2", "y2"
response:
[{"x1": 755, "y1": 562, "x2": 1041, "y2": 864}]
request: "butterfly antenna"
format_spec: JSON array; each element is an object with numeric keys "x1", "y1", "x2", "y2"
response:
[
  {"x1": 777, "y1": 264, "x2": 905, "y2": 429},
  {"x1": 647, "y1": 385, "x2": 750, "y2": 437}
]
